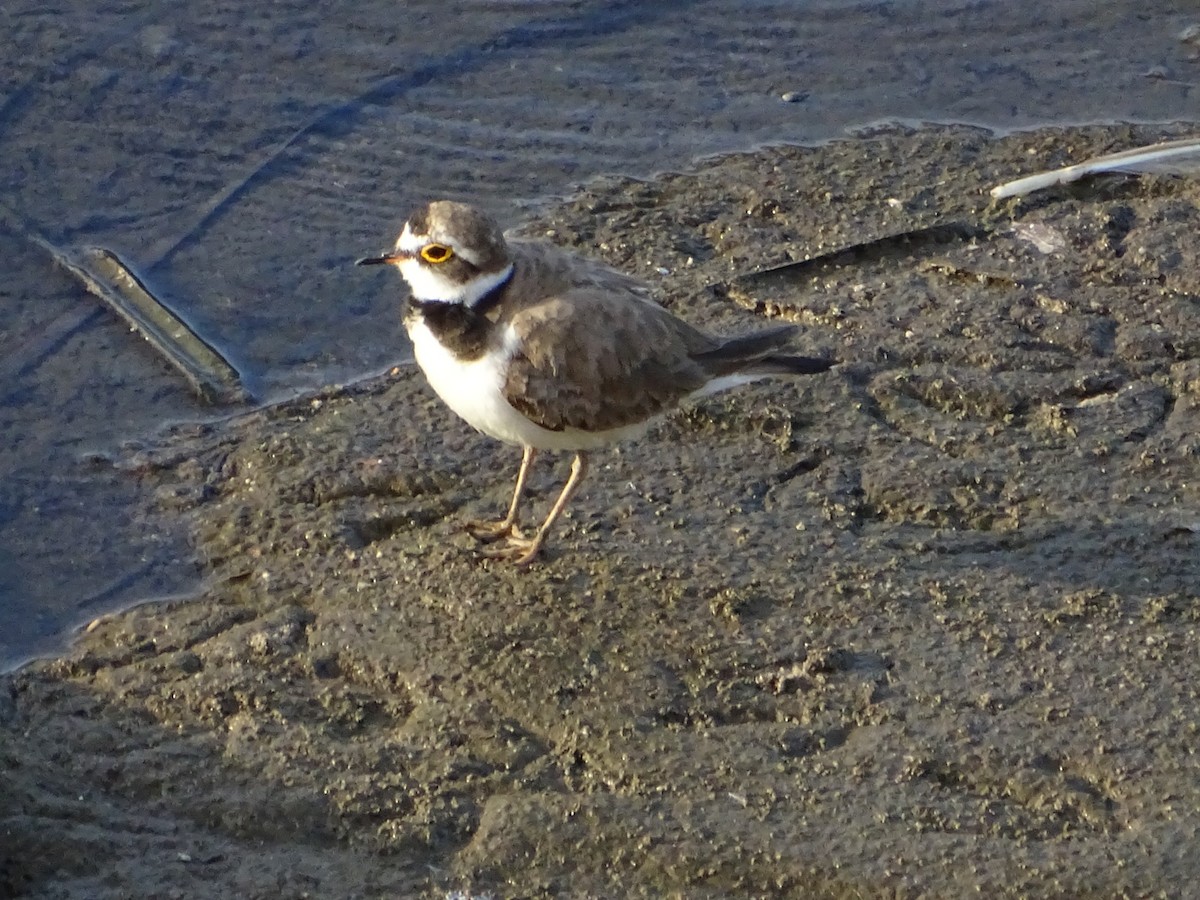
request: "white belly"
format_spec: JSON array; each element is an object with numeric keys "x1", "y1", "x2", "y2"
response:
[{"x1": 408, "y1": 319, "x2": 650, "y2": 451}]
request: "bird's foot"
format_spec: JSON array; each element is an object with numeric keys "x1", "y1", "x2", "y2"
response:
[
  {"x1": 478, "y1": 533, "x2": 544, "y2": 568},
  {"x1": 463, "y1": 518, "x2": 525, "y2": 544}
]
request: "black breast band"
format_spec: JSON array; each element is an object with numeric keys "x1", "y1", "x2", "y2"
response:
[{"x1": 410, "y1": 269, "x2": 514, "y2": 360}]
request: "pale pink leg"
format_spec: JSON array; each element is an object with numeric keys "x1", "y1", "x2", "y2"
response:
[
  {"x1": 484, "y1": 451, "x2": 589, "y2": 567},
  {"x1": 466, "y1": 446, "x2": 537, "y2": 542}
]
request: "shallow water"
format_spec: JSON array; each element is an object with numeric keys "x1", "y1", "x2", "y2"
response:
[{"x1": 0, "y1": 0, "x2": 1196, "y2": 665}]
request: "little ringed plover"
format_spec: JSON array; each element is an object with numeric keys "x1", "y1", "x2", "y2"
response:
[{"x1": 358, "y1": 200, "x2": 834, "y2": 566}]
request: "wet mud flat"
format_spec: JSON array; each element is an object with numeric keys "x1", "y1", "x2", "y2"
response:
[{"x1": 4, "y1": 123, "x2": 1200, "y2": 898}]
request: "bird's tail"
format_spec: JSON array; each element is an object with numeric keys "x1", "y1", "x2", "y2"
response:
[
  {"x1": 742, "y1": 353, "x2": 836, "y2": 376},
  {"x1": 693, "y1": 324, "x2": 835, "y2": 377}
]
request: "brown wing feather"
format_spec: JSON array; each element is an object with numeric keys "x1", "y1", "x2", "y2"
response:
[{"x1": 503, "y1": 288, "x2": 716, "y2": 433}]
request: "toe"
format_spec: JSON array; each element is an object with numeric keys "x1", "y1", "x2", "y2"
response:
[
  {"x1": 464, "y1": 519, "x2": 523, "y2": 543},
  {"x1": 478, "y1": 533, "x2": 542, "y2": 566}
]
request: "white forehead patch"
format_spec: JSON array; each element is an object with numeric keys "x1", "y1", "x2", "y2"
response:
[{"x1": 395, "y1": 223, "x2": 425, "y2": 254}]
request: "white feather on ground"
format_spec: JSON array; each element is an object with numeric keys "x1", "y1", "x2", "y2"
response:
[{"x1": 990, "y1": 137, "x2": 1200, "y2": 200}]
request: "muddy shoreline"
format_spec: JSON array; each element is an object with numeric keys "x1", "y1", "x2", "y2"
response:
[
  {"x1": 4, "y1": 124, "x2": 1200, "y2": 897},
  {"x1": 5, "y1": 0, "x2": 1197, "y2": 673}
]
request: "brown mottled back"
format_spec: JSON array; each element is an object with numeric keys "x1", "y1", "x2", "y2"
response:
[{"x1": 504, "y1": 293, "x2": 720, "y2": 432}]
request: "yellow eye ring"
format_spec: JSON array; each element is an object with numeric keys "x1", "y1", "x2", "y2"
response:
[{"x1": 420, "y1": 244, "x2": 454, "y2": 264}]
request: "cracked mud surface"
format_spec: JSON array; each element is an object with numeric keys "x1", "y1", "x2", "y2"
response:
[{"x1": 4, "y1": 124, "x2": 1200, "y2": 897}]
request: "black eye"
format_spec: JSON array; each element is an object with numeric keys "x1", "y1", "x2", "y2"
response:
[{"x1": 420, "y1": 244, "x2": 454, "y2": 264}]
